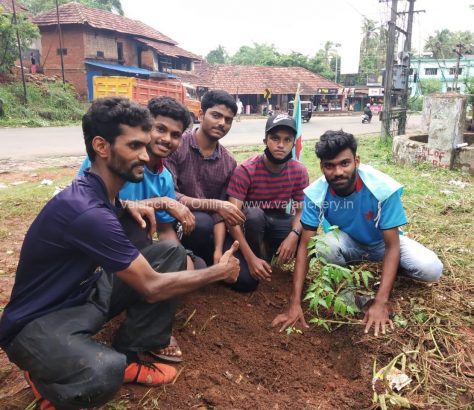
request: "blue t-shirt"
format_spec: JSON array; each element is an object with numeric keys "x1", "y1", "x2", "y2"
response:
[
  {"x1": 0, "y1": 171, "x2": 139, "y2": 347},
  {"x1": 79, "y1": 158, "x2": 176, "y2": 224},
  {"x1": 301, "y1": 181, "x2": 407, "y2": 245}
]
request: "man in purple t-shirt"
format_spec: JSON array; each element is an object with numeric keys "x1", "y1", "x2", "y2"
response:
[
  {"x1": 226, "y1": 114, "x2": 309, "y2": 292},
  {"x1": 0, "y1": 97, "x2": 241, "y2": 409},
  {"x1": 165, "y1": 90, "x2": 245, "y2": 266}
]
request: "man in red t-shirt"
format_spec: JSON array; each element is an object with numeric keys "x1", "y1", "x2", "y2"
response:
[{"x1": 226, "y1": 114, "x2": 309, "y2": 292}]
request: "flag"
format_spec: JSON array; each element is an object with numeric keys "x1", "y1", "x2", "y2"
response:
[{"x1": 292, "y1": 85, "x2": 303, "y2": 161}]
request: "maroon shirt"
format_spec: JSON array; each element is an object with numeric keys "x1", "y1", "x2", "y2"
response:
[
  {"x1": 165, "y1": 129, "x2": 237, "y2": 221},
  {"x1": 227, "y1": 154, "x2": 309, "y2": 210}
]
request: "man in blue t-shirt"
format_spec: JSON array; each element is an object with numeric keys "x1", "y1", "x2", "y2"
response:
[
  {"x1": 79, "y1": 96, "x2": 196, "y2": 245},
  {"x1": 0, "y1": 97, "x2": 240, "y2": 409},
  {"x1": 272, "y1": 130, "x2": 443, "y2": 337}
]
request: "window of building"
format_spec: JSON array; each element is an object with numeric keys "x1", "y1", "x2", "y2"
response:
[
  {"x1": 96, "y1": 51, "x2": 104, "y2": 58},
  {"x1": 56, "y1": 48, "x2": 67, "y2": 55},
  {"x1": 117, "y1": 42, "x2": 124, "y2": 62},
  {"x1": 449, "y1": 67, "x2": 462, "y2": 75},
  {"x1": 425, "y1": 68, "x2": 438, "y2": 75}
]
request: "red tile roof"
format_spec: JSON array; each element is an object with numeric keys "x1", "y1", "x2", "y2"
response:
[
  {"x1": 33, "y1": 1, "x2": 177, "y2": 45},
  {"x1": 136, "y1": 38, "x2": 201, "y2": 61},
  {"x1": 171, "y1": 69, "x2": 214, "y2": 88},
  {"x1": 196, "y1": 63, "x2": 341, "y2": 95},
  {"x1": 0, "y1": 0, "x2": 28, "y2": 14}
]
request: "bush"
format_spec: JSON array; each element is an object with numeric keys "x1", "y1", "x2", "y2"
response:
[
  {"x1": 408, "y1": 96, "x2": 423, "y2": 112},
  {"x1": 0, "y1": 81, "x2": 85, "y2": 126}
]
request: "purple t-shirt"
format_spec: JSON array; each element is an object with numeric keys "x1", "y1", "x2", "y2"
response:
[{"x1": 0, "y1": 171, "x2": 139, "y2": 347}]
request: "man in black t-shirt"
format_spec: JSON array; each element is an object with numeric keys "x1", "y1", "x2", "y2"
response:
[{"x1": 0, "y1": 97, "x2": 240, "y2": 409}]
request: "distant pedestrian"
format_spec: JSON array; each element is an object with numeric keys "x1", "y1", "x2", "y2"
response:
[
  {"x1": 236, "y1": 98, "x2": 243, "y2": 122},
  {"x1": 30, "y1": 53, "x2": 37, "y2": 74}
]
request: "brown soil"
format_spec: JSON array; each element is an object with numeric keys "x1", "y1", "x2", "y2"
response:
[
  {"x1": 0, "y1": 167, "x2": 384, "y2": 409},
  {"x1": 0, "y1": 272, "x2": 378, "y2": 410}
]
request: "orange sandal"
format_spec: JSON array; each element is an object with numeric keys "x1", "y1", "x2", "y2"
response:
[
  {"x1": 123, "y1": 361, "x2": 176, "y2": 386},
  {"x1": 24, "y1": 372, "x2": 56, "y2": 410}
]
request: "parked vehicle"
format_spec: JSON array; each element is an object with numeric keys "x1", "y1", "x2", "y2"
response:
[
  {"x1": 288, "y1": 100, "x2": 313, "y2": 122},
  {"x1": 93, "y1": 76, "x2": 201, "y2": 123}
]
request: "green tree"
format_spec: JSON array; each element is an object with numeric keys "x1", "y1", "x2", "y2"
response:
[
  {"x1": 424, "y1": 30, "x2": 474, "y2": 59},
  {"x1": 230, "y1": 43, "x2": 280, "y2": 66},
  {"x1": 22, "y1": 0, "x2": 124, "y2": 15},
  {"x1": 419, "y1": 79, "x2": 442, "y2": 95},
  {"x1": 358, "y1": 18, "x2": 385, "y2": 85},
  {"x1": 206, "y1": 45, "x2": 228, "y2": 64},
  {"x1": 0, "y1": 12, "x2": 39, "y2": 73}
]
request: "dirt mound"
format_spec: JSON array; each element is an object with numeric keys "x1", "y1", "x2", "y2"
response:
[{"x1": 0, "y1": 270, "x2": 375, "y2": 409}]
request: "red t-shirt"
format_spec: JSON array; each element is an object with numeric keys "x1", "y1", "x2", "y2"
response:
[{"x1": 227, "y1": 154, "x2": 309, "y2": 210}]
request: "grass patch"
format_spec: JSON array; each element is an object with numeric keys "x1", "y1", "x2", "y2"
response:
[{"x1": 0, "y1": 81, "x2": 86, "y2": 127}]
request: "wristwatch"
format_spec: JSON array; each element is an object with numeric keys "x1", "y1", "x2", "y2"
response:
[{"x1": 291, "y1": 228, "x2": 301, "y2": 238}]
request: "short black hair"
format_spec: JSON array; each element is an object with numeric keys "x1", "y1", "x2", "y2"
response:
[
  {"x1": 82, "y1": 97, "x2": 152, "y2": 161},
  {"x1": 147, "y1": 96, "x2": 192, "y2": 131},
  {"x1": 201, "y1": 90, "x2": 238, "y2": 115},
  {"x1": 315, "y1": 130, "x2": 358, "y2": 160}
]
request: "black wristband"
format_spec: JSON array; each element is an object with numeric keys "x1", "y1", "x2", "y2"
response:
[{"x1": 291, "y1": 228, "x2": 301, "y2": 237}]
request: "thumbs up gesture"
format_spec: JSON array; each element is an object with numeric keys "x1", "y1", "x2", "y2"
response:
[{"x1": 219, "y1": 241, "x2": 240, "y2": 284}]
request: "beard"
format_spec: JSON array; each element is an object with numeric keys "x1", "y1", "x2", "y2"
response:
[
  {"x1": 328, "y1": 168, "x2": 357, "y2": 196},
  {"x1": 264, "y1": 147, "x2": 293, "y2": 165},
  {"x1": 108, "y1": 150, "x2": 146, "y2": 183}
]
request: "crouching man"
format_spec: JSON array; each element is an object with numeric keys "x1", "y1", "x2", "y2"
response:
[
  {"x1": 0, "y1": 97, "x2": 240, "y2": 410},
  {"x1": 272, "y1": 130, "x2": 443, "y2": 336}
]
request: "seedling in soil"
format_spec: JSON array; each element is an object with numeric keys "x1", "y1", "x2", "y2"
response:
[{"x1": 304, "y1": 227, "x2": 374, "y2": 331}]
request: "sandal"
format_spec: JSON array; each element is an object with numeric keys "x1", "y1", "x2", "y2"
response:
[{"x1": 148, "y1": 336, "x2": 183, "y2": 363}]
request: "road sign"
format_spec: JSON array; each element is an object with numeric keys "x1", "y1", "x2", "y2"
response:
[{"x1": 263, "y1": 88, "x2": 272, "y2": 99}]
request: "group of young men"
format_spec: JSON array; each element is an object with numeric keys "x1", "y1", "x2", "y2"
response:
[{"x1": 0, "y1": 90, "x2": 443, "y2": 409}]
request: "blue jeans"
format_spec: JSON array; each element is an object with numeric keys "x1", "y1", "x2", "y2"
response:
[{"x1": 317, "y1": 230, "x2": 443, "y2": 282}]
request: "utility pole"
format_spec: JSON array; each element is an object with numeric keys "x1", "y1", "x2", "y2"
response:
[
  {"x1": 11, "y1": 0, "x2": 27, "y2": 104},
  {"x1": 397, "y1": 0, "x2": 415, "y2": 135},
  {"x1": 453, "y1": 43, "x2": 465, "y2": 92},
  {"x1": 55, "y1": 0, "x2": 66, "y2": 85},
  {"x1": 381, "y1": 0, "x2": 398, "y2": 140}
]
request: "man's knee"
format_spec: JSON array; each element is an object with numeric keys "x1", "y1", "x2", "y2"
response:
[
  {"x1": 245, "y1": 207, "x2": 265, "y2": 224},
  {"x1": 59, "y1": 351, "x2": 126, "y2": 408},
  {"x1": 143, "y1": 240, "x2": 187, "y2": 272},
  {"x1": 192, "y1": 212, "x2": 214, "y2": 236},
  {"x1": 407, "y1": 256, "x2": 443, "y2": 282}
]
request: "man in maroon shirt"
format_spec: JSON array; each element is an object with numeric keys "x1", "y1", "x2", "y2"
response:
[
  {"x1": 226, "y1": 114, "x2": 309, "y2": 291},
  {"x1": 165, "y1": 90, "x2": 245, "y2": 266}
]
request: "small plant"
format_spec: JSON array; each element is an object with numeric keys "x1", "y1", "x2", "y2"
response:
[{"x1": 304, "y1": 227, "x2": 374, "y2": 331}]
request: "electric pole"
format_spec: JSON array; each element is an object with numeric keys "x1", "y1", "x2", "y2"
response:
[
  {"x1": 55, "y1": 0, "x2": 66, "y2": 85},
  {"x1": 381, "y1": 0, "x2": 398, "y2": 140},
  {"x1": 397, "y1": 0, "x2": 415, "y2": 135},
  {"x1": 11, "y1": 0, "x2": 27, "y2": 104},
  {"x1": 453, "y1": 43, "x2": 465, "y2": 92}
]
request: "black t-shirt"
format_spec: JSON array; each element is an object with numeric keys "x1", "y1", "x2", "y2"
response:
[{"x1": 0, "y1": 171, "x2": 139, "y2": 347}]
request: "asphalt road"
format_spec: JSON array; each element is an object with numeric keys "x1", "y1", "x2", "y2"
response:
[{"x1": 0, "y1": 114, "x2": 422, "y2": 160}]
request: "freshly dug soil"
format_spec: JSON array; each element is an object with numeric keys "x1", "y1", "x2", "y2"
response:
[{"x1": 0, "y1": 270, "x2": 375, "y2": 409}]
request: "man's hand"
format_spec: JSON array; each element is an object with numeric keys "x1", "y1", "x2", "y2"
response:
[
  {"x1": 217, "y1": 201, "x2": 246, "y2": 226},
  {"x1": 248, "y1": 255, "x2": 272, "y2": 282},
  {"x1": 124, "y1": 201, "x2": 156, "y2": 239},
  {"x1": 271, "y1": 303, "x2": 309, "y2": 332},
  {"x1": 363, "y1": 300, "x2": 394, "y2": 337},
  {"x1": 167, "y1": 201, "x2": 195, "y2": 235},
  {"x1": 276, "y1": 233, "x2": 298, "y2": 265},
  {"x1": 218, "y1": 241, "x2": 240, "y2": 283}
]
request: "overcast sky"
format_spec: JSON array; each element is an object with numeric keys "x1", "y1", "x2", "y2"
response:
[{"x1": 121, "y1": 0, "x2": 474, "y2": 74}]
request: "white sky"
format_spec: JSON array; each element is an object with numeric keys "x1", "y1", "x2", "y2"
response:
[{"x1": 121, "y1": 0, "x2": 474, "y2": 74}]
